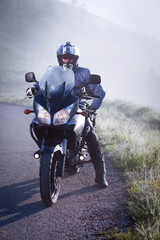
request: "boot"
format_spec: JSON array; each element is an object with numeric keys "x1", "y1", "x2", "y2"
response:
[
  {"x1": 94, "y1": 157, "x2": 108, "y2": 188},
  {"x1": 85, "y1": 123, "x2": 108, "y2": 188}
]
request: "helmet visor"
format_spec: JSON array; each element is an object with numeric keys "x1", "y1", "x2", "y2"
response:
[{"x1": 62, "y1": 54, "x2": 75, "y2": 60}]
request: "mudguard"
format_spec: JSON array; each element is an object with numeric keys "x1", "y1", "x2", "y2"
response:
[
  {"x1": 41, "y1": 138, "x2": 67, "y2": 155},
  {"x1": 41, "y1": 138, "x2": 67, "y2": 177}
]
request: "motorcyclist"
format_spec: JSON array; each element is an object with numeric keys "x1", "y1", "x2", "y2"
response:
[
  {"x1": 57, "y1": 42, "x2": 108, "y2": 188},
  {"x1": 27, "y1": 42, "x2": 108, "y2": 188}
]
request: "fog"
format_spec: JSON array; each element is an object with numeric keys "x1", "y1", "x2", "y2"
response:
[
  {"x1": 61, "y1": 0, "x2": 160, "y2": 40},
  {"x1": 0, "y1": 0, "x2": 160, "y2": 110}
]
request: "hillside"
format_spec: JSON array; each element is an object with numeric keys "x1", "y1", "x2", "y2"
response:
[{"x1": 0, "y1": 0, "x2": 160, "y2": 109}]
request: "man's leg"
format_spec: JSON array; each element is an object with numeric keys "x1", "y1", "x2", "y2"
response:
[{"x1": 85, "y1": 120, "x2": 108, "y2": 188}]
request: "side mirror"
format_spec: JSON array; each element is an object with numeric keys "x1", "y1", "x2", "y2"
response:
[
  {"x1": 25, "y1": 72, "x2": 37, "y2": 82},
  {"x1": 90, "y1": 74, "x2": 101, "y2": 84}
]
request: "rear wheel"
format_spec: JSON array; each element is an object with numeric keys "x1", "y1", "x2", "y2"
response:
[{"x1": 40, "y1": 152, "x2": 61, "y2": 207}]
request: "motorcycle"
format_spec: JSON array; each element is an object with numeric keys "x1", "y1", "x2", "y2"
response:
[{"x1": 24, "y1": 65, "x2": 101, "y2": 207}]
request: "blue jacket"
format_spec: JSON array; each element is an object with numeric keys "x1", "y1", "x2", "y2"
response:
[{"x1": 73, "y1": 66, "x2": 106, "y2": 110}]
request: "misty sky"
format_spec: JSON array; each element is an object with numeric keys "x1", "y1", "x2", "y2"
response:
[
  {"x1": 60, "y1": 0, "x2": 160, "y2": 40},
  {"x1": 60, "y1": 0, "x2": 160, "y2": 111},
  {"x1": 0, "y1": 0, "x2": 160, "y2": 110}
]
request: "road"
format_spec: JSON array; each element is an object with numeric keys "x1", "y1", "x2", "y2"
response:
[{"x1": 0, "y1": 103, "x2": 132, "y2": 240}]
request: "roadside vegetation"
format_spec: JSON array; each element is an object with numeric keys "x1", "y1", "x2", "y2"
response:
[{"x1": 97, "y1": 100, "x2": 160, "y2": 240}]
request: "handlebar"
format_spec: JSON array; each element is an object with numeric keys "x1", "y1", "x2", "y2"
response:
[{"x1": 78, "y1": 93, "x2": 100, "y2": 99}]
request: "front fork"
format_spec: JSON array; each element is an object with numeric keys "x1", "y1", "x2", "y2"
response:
[{"x1": 57, "y1": 138, "x2": 67, "y2": 177}]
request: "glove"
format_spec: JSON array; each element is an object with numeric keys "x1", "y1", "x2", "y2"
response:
[
  {"x1": 26, "y1": 84, "x2": 40, "y2": 98},
  {"x1": 26, "y1": 87, "x2": 33, "y2": 98}
]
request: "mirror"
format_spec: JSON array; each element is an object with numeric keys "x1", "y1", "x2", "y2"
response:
[
  {"x1": 25, "y1": 72, "x2": 37, "y2": 82},
  {"x1": 90, "y1": 74, "x2": 101, "y2": 84}
]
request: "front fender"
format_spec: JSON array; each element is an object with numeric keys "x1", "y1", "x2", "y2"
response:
[
  {"x1": 41, "y1": 138, "x2": 67, "y2": 155},
  {"x1": 41, "y1": 138, "x2": 67, "y2": 177}
]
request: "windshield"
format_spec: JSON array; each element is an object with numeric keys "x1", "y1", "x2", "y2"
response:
[{"x1": 39, "y1": 66, "x2": 75, "y2": 100}]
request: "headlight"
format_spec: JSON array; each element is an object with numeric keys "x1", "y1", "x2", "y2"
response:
[
  {"x1": 53, "y1": 103, "x2": 74, "y2": 126},
  {"x1": 53, "y1": 109, "x2": 70, "y2": 125},
  {"x1": 37, "y1": 105, "x2": 51, "y2": 125}
]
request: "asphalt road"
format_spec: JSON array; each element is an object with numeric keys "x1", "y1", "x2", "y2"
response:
[{"x1": 0, "y1": 103, "x2": 132, "y2": 240}]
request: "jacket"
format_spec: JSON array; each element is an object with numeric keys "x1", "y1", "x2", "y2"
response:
[{"x1": 73, "y1": 66, "x2": 106, "y2": 110}]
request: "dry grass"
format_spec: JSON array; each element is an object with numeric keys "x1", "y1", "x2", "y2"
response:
[{"x1": 97, "y1": 99, "x2": 160, "y2": 240}]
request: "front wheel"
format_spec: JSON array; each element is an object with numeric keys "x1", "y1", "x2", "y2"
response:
[{"x1": 40, "y1": 152, "x2": 61, "y2": 207}]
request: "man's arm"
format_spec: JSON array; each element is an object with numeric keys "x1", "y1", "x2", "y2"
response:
[{"x1": 85, "y1": 83, "x2": 106, "y2": 110}]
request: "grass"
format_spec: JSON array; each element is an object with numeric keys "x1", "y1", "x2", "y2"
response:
[
  {"x1": 127, "y1": 167, "x2": 160, "y2": 240},
  {"x1": 0, "y1": 79, "x2": 33, "y2": 107},
  {"x1": 97, "y1": 99, "x2": 160, "y2": 240}
]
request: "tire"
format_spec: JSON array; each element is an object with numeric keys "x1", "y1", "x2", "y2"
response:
[{"x1": 40, "y1": 152, "x2": 61, "y2": 207}]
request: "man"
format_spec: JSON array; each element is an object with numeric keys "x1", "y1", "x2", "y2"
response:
[
  {"x1": 57, "y1": 42, "x2": 108, "y2": 188},
  {"x1": 27, "y1": 41, "x2": 108, "y2": 188}
]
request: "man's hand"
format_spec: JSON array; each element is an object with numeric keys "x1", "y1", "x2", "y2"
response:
[
  {"x1": 26, "y1": 87, "x2": 33, "y2": 98},
  {"x1": 26, "y1": 84, "x2": 40, "y2": 98}
]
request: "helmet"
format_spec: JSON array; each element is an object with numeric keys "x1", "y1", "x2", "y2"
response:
[{"x1": 57, "y1": 42, "x2": 80, "y2": 69}]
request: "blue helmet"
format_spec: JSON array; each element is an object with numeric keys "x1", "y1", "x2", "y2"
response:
[{"x1": 57, "y1": 42, "x2": 80, "y2": 69}]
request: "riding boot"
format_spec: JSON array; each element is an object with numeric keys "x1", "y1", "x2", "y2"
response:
[
  {"x1": 85, "y1": 119, "x2": 108, "y2": 188},
  {"x1": 93, "y1": 156, "x2": 108, "y2": 188}
]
